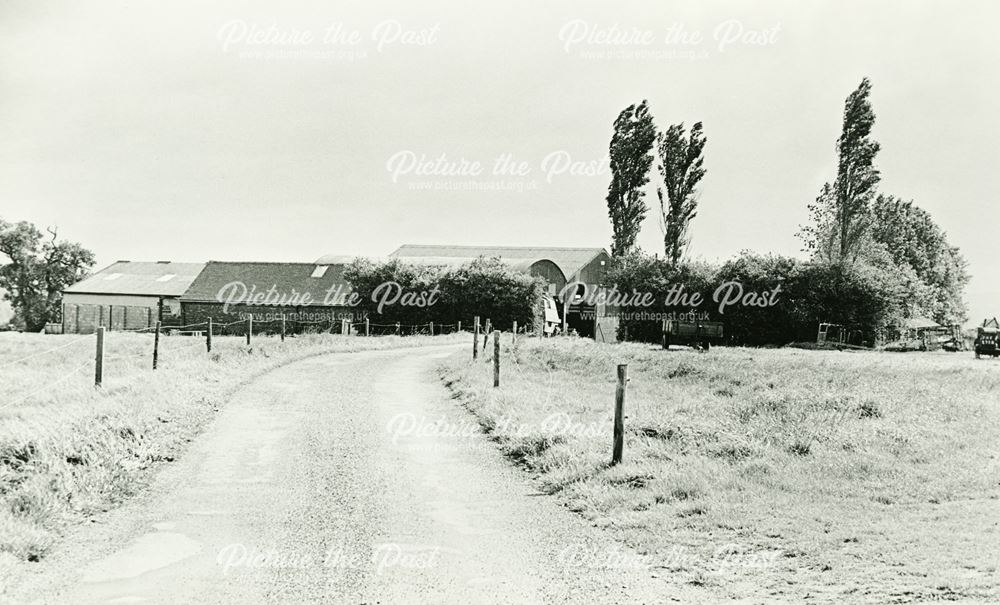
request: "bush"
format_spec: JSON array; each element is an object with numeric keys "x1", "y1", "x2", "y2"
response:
[
  {"x1": 785, "y1": 261, "x2": 906, "y2": 346},
  {"x1": 607, "y1": 251, "x2": 908, "y2": 347},
  {"x1": 344, "y1": 256, "x2": 545, "y2": 331},
  {"x1": 716, "y1": 253, "x2": 906, "y2": 346},
  {"x1": 437, "y1": 257, "x2": 546, "y2": 331},
  {"x1": 606, "y1": 253, "x2": 717, "y2": 343},
  {"x1": 714, "y1": 252, "x2": 798, "y2": 346},
  {"x1": 343, "y1": 258, "x2": 441, "y2": 326}
]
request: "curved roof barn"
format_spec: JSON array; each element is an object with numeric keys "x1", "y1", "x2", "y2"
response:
[
  {"x1": 387, "y1": 245, "x2": 607, "y2": 280},
  {"x1": 377, "y1": 244, "x2": 611, "y2": 291}
]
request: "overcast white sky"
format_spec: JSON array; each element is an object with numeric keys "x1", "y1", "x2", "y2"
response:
[{"x1": 1, "y1": 0, "x2": 997, "y2": 325}]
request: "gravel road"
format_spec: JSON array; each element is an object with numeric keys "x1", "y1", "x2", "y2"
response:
[{"x1": 17, "y1": 345, "x2": 695, "y2": 604}]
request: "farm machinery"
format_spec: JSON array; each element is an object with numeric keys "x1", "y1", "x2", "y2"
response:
[
  {"x1": 661, "y1": 318, "x2": 724, "y2": 350},
  {"x1": 974, "y1": 318, "x2": 999, "y2": 358}
]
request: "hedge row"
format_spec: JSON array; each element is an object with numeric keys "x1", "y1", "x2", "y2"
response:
[
  {"x1": 342, "y1": 257, "x2": 545, "y2": 331},
  {"x1": 608, "y1": 252, "x2": 908, "y2": 347}
]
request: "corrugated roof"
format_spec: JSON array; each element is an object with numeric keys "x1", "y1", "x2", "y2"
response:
[
  {"x1": 313, "y1": 254, "x2": 359, "y2": 265},
  {"x1": 904, "y1": 316, "x2": 941, "y2": 330},
  {"x1": 180, "y1": 261, "x2": 352, "y2": 305},
  {"x1": 372, "y1": 255, "x2": 541, "y2": 273},
  {"x1": 387, "y1": 244, "x2": 608, "y2": 281},
  {"x1": 64, "y1": 261, "x2": 206, "y2": 297}
]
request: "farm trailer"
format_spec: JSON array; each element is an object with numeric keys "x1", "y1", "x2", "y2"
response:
[{"x1": 661, "y1": 319, "x2": 724, "y2": 350}]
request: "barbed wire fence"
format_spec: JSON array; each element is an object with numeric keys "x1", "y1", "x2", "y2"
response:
[
  {"x1": 463, "y1": 315, "x2": 631, "y2": 466},
  {"x1": 1, "y1": 314, "x2": 486, "y2": 410}
]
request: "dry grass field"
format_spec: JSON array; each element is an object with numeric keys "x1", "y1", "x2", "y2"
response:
[
  {"x1": 0, "y1": 330, "x2": 464, "y2": 573},
  {"x1": 440, "y1": 338, "x2": 1000, "y2": 603}
]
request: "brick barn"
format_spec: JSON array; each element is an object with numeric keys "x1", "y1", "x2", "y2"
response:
[
  {"x1": 179, "y1": 261, "x2": 362, "y2": 334},
  {"x1": 61, "y1": 261, "x2": 205, "y2": 334}
]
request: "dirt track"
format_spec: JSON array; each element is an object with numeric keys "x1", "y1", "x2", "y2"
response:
[{"x1": 12, "y1": 344, "x2": 702, "y2": 604}]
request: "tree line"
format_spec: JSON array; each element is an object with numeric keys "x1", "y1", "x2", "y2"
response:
[
  {"x1": 604, "y1": 78, "x2": 969, "y2": 337},
  {"x1": 1, "y1": 78, "x2": 971, "y2": 340}
]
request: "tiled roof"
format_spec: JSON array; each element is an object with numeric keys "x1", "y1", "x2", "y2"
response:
[
  {"x1": 180, "y1": 261, "x2": 351, "y2": 305},
  {"x1": 64, "y1": 261, "x2": 206, "y2": 297},
  {"x1": 388, "y1": 244, "x2": 608, "y2": 280}
]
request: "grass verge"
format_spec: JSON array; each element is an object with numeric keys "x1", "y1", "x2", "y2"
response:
[
  {"x1": 0, "y1": 331, "x2": 462, "y2": 568},
  {"x1": 440, "y1": 337, "x2": 1000, "y2": 603}
]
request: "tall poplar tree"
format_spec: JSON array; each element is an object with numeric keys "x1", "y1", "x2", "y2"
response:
[
  {"x1": 800, "y1": 78, "x2": 881, "y2": 264},
  {"x1": 605, "y1": 100, "x2": 656, "y2": 257},
  {"x1": 655, "y1": 121, "x2": 707, "y2": 265}
]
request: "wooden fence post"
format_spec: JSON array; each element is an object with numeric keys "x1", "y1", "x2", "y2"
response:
[
  {"x1": 512, "y1": 321, "x2": 517, "y2": 344},
  {"x1": 207, "y1": 317, "x2": 213, "y2": 353},
  {"x1": 365, "y1": 317, "x2": 370, "y2": 336},
  {"x1": 94, "y1": 327, "x2": 104, "y2": 387},
  {"x1": 612, "y1": 364, "x2": 627, "y2": 465},
  {"x1": 246, "y1": 317, "x2": 252, "y2": 346},
  {"x1": 153, "y1": 321, "x2": 161, "y2": 370},
  {"x1": 457, "y1": 320, "x2": 461, "y2": 333},
  {"x1": 395, "y1": 322, "x2": 400, "y2": 336},
  {"x1": 280, "y1": 313, "x2": 286, "y2": 342},
  {"x1": 473, "y1": 316, "x2": 480, "y2": 360},
  {"x1": 429, "y1": 321, "x2": 434, "y2": 336},
  {"x1": 493, "y1": 330, "x2": 500, "y2": 387},
  {"x1": 483, "y1": 319, "x2": 491, "y2": 355}
]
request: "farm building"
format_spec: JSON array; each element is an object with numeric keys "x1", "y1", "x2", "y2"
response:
[
  {"x1": 178, "y1": 261, "x2": 361, "y2": 334},
  {"x1": 384, "y1": 245, "x2": 610, "y2": 293},
  {"x1": 61, "y1": 261, "x2": 205, "y2": 334},
  {"x1": 381, "y1": 244, "x2": 613, "y2": 338}
]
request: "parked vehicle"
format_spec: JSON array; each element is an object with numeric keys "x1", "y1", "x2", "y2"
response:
[
  {"x1": 941, "y1": 338, "x2": 963, "y2": 352},
  {"x1": 974, "y1": 318, "x2": 1000, "y2": 358},
  {"x1": 662, "y1": 319, "x2": 724, "y2": 350}
]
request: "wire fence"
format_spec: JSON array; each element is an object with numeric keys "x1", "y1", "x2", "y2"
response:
[
  {"x1": 0, "y1": 316, "x2": 496, "y2": 410},
  {"x1": 0, "y1": 335, "x2": 93, "y2": 369}
]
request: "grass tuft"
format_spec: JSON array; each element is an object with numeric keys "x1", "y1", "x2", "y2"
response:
[{"x1": 439, "y1": 338, "x2": 1000, "y2": 602}]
